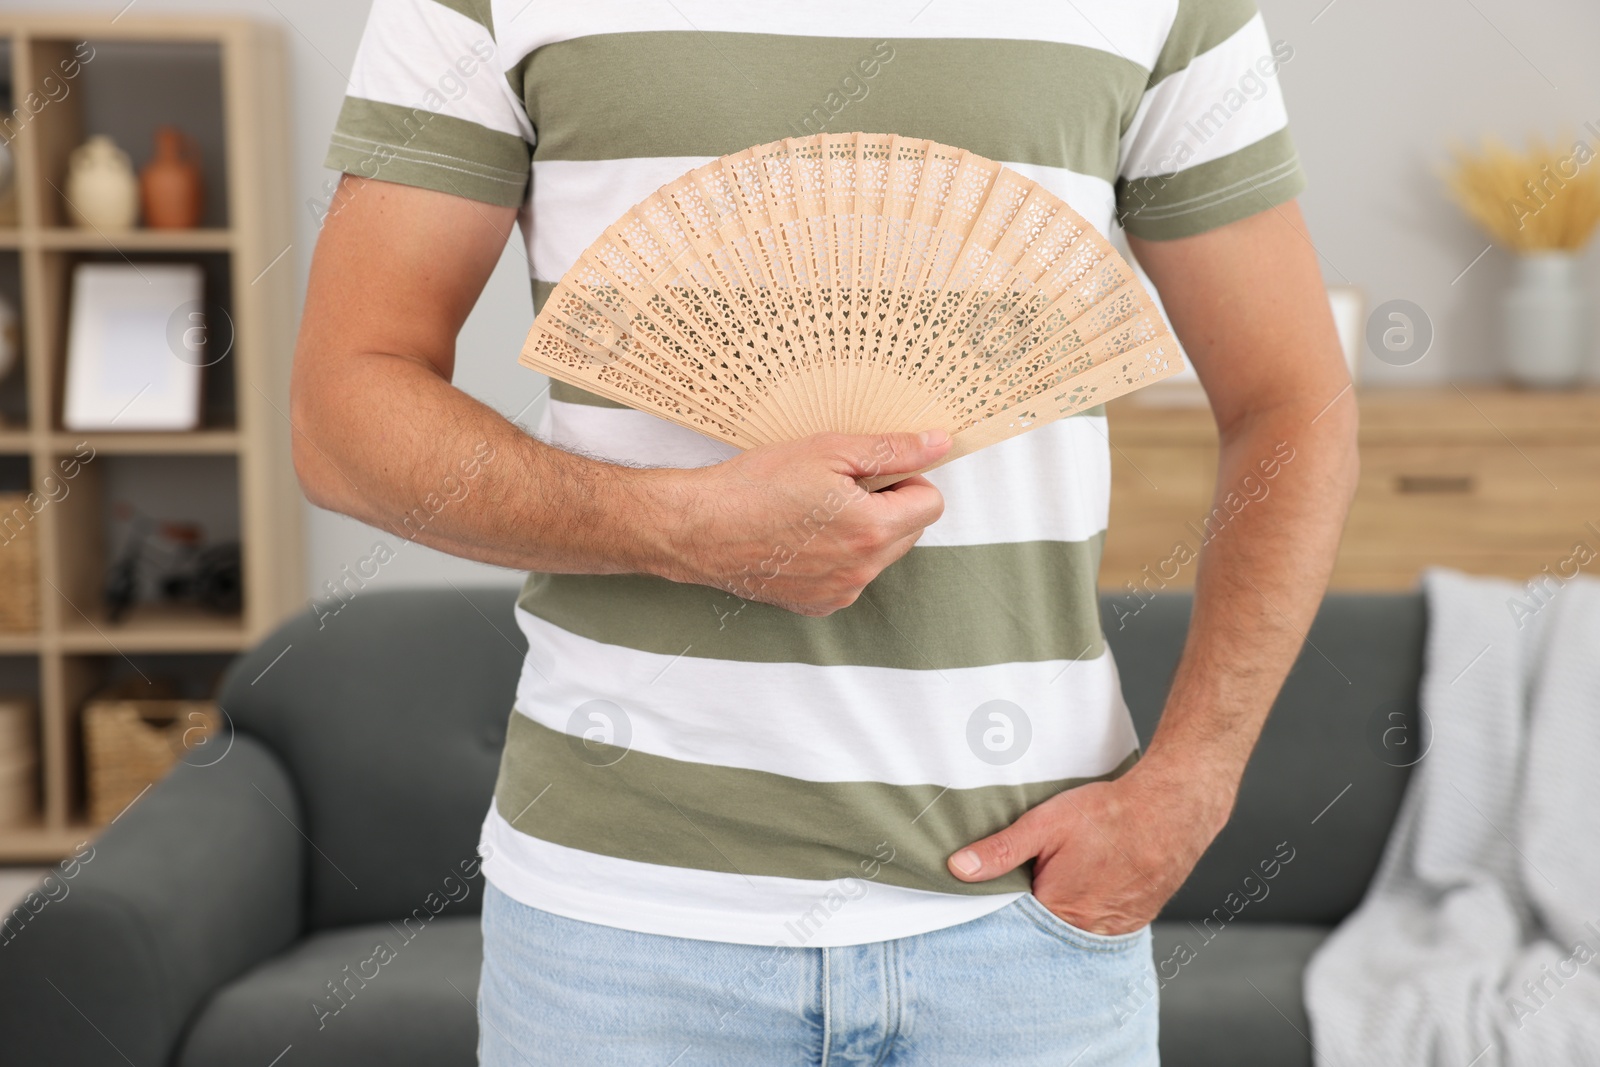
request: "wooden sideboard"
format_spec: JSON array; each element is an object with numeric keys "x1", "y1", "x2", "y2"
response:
[{"x1": 1102, "y1": 387, "x2": 1600, "y2": 591}]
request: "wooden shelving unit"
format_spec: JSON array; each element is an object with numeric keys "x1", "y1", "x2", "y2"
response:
[{"x1": 0, "y1": 15, "x2": 303, "y2": 861}]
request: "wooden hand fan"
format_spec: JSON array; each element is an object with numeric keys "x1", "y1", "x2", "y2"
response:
[{"x1": 520, "y1": 132, "x2": 1182, "y2": 489}]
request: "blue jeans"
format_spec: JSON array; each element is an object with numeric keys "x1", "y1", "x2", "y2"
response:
[{"x1": 477, "y1": 881, "x2": 1159, "y2": 1065}]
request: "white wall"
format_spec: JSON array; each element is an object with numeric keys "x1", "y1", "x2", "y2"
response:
[
  {"x1": 20, "y1": 0, "x2": 1600, "y2": 597},
  {"x1": 1258, "y1": 0, "x2": 1600, "y2": 384}
]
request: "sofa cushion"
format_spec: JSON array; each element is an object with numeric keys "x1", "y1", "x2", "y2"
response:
[
  {"x1": 176, "y1": 917, "x2": 481, "y2": 1067},
  {"x1": 1150, "y1": 921, "x2": 1326, "y2": 1067},
  {"x1": 218, "y1": 588, "x2": 526, "y2": 930},
  {"x1": 1106, "y1": 593, "x2": 1425, "y2": 925}
]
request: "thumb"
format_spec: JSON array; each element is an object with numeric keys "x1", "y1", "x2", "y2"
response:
[
  {"x1": 833, "y1": 429, "x2": 952, "y2": 480},
  {"x1": 948, "y1": 811, "x2": 1048, "y2": 883}
]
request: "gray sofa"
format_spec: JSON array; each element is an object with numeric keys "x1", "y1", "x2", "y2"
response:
[{"x1": 0, "y1": 587, "x2": 1423, "y2": 1065}]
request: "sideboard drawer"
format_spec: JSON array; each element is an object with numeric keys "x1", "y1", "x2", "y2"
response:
[
  {"x1": 1333, "y1": 445, "x2": 1600, "y2": 586},
  {"x1": 1103, "y1": 440, "x2": 1600, "y2": 591},
  {"x1": 1347, "y1": 444, "x2": 1598, "y2": 549}
]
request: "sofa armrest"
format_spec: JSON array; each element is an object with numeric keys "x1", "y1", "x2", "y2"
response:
[{"x1": 0, "y1": 733, "x2": 304, "y2": 1065}]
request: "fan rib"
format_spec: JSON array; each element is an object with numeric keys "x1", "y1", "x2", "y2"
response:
[{"x1": 518, "y1": 132, "x2": 1184, "y2": 480}]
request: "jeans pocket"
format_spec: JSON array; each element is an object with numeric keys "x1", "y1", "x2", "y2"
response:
[{"x1": 1016, "y1": 893, "x2": 1148, "y2": 952}]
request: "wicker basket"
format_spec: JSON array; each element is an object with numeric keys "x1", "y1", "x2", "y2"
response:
[
  {"x1": 83, "y1": 695, "x2": 219, "y2": 825},
  {"x1": 0, "y1": 696, "x2": 37, "y2": 828},
  {"x1": 0, "y1": 492, "x2": 39, "y2": 633}
]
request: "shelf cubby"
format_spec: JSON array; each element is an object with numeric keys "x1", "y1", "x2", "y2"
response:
[
  {"x1": 0, "y1": 36, "x2": 15, "y2": 232},
  {"x1": 38, "y1": 249, "x2": 237, "y2": 432},
  {"x1": 28, "y1": 36, "x2": 228, "y2": 232},
  {"x1": 0, "y1": 653, "x2": 42, "y2": 835},
  {"x1": 45, "y1": 450, "x2": 248, "y2": 650},
  {"x1": 59, "y1": 650, "x2": 233, "y2": 827},
  {"x1": 0, "y1": 251, "x2": 25, "y2": 430}
]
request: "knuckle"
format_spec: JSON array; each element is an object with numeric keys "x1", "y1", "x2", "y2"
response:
[
  {"x1": 828, "y1": 577, "x2": 866, "y2": 608},
  {"x1": 839, "y1": 566, "x2": 874, "y2": 592},
  {"x1": 885, "y1": 535, "x2": 920, "y2": 564},
  {"x1": 985, "y1": 835, "x2": 1018, "y2": 870},
  {"x1": 875, "y1": 434, "x2": 906, "y2": 468},
  {"x1": 862, "y1": 517, "x2": 899, "y2": 548},
  {"x1": 843, "y1": 521, "x2": 888, "y2": 553},
  {"x1": 814, "y1": 432, "x2": 849, "y2": 456}
]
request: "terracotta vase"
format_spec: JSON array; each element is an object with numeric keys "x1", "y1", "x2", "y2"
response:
[
  {"x1": 140, "y1": 126, "x2": 204, "y2": 229},
  {"x1": 65, "y1": 135, "x2": 139, "y2": 231}
]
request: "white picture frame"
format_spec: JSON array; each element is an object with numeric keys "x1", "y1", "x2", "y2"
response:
[
  {"x1": 1326, "y1": 284, "x2": 1365, "y2": 383},
  {"x1": 62, "y1": 262, "x2": 206, "y2": 432}
]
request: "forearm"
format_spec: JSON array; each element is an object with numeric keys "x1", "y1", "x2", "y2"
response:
[
  {"x1": 291, "y1": 351, "x2": 676, "y2": 574},
  {"x1": 1140, "y1": 393, "x2": 1359, "y2": 810}
]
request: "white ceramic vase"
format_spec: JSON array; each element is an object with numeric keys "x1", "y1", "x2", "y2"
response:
[
  {"x1": 64, "y1": 135, "x2": 139, "y2": 232},
  {"x1": 1503, "y1": 251, "x2": 1591, "y2": 389}
]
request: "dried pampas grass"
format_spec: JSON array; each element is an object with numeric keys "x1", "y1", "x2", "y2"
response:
[{"x1": 1444, "y1": 135, "x2": 1600, "y2": 253}]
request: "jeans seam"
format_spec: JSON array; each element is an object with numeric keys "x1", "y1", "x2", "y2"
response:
[
  {"x1": 871, "y1": 939, "x2": 900, "y2": 1067},
  {"x1": 820, "y1": 947, "x2": 832, "y2": 1067}
]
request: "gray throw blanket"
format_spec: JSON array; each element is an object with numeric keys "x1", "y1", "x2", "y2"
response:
[{"x1": 1305, "y1": 567, "x2": 1600, "y2": 1066}]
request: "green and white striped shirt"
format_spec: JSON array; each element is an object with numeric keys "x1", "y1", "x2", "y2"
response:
[{"x1": 327, "y1": 0, "x2": 1304, "y2": 946}]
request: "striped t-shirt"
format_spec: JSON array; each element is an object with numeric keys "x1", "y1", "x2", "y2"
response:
[{"x1": 328, "y1": 0, "x2": 1304, "y2": 947}]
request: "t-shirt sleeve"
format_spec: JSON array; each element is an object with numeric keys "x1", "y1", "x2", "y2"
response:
[
  {"x1": 1115, "y1": 0, "x2": 1306, "y2": 240},
  {"x1": 323, "y1": 0, "x2": 532, "y2": 207}
]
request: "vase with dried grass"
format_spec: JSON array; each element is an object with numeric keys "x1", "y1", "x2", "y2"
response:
[{"x1": 1445, "y1": 135, "x2": 1600, "y2": 387}]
